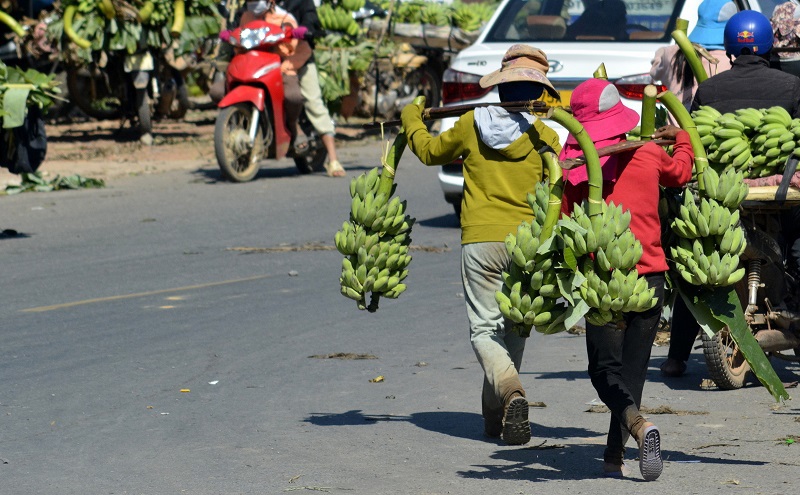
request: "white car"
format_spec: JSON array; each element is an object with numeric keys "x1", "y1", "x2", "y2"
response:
[{"x1": 436, "y1": 0, "x2": 775, "y2": 217}]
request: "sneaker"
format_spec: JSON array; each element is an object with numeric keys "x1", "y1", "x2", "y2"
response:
[
  {"x1": 637, "y1": 423, "x2": 663, "y2": 481},
  {"x1": 501, "y1": 395, "x2": 531, "y2": 445},
  {"x1": 660, "y1": 358, "x2": 687, "y2": 377}
]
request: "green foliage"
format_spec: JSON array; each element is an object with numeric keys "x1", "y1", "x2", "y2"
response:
[
  {"x1": 4, "y1": 172, "x2": 105, "y2": 194},
  {"x1": 47, "y1": 0, "x2": 222, "y2": 64},
  {"x1": 314, "y1": 0, "x2": 497, "y2": 109},
  {"x1": 676, "y1": 280, "x2": 789, "y2": 402},
  {"x1": 0, "y1": 61, "x2": 62, "y2": 129}
]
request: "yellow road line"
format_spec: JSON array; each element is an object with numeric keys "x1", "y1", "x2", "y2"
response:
[{"x1": 21, "y1": 274, "x2": 275, "y2": 313}]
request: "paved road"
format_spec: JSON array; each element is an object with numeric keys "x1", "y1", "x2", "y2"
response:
[{"x1": 0, "y1": 140, "x2": 798, "y2": 494}]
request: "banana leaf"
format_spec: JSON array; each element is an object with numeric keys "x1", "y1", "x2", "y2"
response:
[
  {"x1": 2, "y1": 87, "x2": 32, "y2": 129},
  {"x1": 675, "y1": 280, "x2": 789, "y2": 402}
]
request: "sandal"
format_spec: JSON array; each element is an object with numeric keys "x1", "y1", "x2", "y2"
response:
[
  {"x1": 293, "y1": 135, "x2": 310, "y2": 155},
  {"x1": 324, "y1": 159, "x2": 346, "y2": 178}
]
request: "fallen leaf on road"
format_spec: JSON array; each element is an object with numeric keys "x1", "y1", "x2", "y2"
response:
[
  {"x1": 369, "y1": 375, "x2": 384, "y2": 383},
  {"x1": 308, "y1": 353, "x2": 378, "y2": 360}
]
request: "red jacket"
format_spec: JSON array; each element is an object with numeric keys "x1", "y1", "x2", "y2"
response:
[{"x1": 561, "y1": 131, "x2": 694, "y2": 274}]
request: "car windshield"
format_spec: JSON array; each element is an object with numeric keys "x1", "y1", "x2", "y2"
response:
[{"x1": 484, "y1": 0, "x2": 685, "y2": 43}]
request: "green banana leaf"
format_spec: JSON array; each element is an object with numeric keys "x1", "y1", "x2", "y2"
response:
[
  {"x1": 676, "y1": 280, "x2": 789, "y2": 402},
  {"x1": 2, "y1": 86, "x2": 31, "y2": 129}
]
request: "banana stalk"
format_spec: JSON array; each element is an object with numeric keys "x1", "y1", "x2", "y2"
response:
[
  {"x1": 640, "y1": 84, "x2": 657, "y2": 141},
  {"x1": 376, "y1": 96, "x2": 426, "y2": 197},
  {"x1": 672, "y1": 17, "x2": 709, "y2": 83},
  {"x1": 547, "y1": 107, "x2": 603, "y2": 217},
  {"x1": 170, "y1": 0, "x2": 185, "y2": 37},
  {"x1": 540, "y1": 151, "x2": 563, "y2": 240},
  {"x1": 593, "y1": 63, "x2": 607, "y2": 80},
  {"x1": 658, "y1": 89, "x2": 708, "y2": 191},
  {"x1": 98, "y1": 0, "x2": 117, "y2": 20},
  {"x1": 0, "y1": 10, "x2": 26, "y2": 37},
  {"x1": 63, "y1": 5, "x2": 92, "y2": 49}
]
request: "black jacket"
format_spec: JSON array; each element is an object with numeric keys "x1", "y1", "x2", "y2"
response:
[
  {"x1": 691, "y1": 55, "x2": 800, "y2": 117},
  {"x1": 278, "y1": 0, "x2": 323, "y2": 48}
]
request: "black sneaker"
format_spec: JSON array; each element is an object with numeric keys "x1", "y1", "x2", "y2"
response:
[{"x1": 501, "y1": 396, "x2": 531, "y2": 445}]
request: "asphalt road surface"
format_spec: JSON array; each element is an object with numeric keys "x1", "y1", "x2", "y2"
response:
[{"x1": 1, "y1": 140, "x2": 798, "y2": 494}]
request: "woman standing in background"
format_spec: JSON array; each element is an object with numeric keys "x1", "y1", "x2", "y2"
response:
[{"x1": 650, "y1": 0, "x2": 735, "y2": 110}]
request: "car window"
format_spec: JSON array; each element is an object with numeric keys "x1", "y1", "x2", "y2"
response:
[{"x1": 484, "y1": 0, "x2": 684, "y2": 42}]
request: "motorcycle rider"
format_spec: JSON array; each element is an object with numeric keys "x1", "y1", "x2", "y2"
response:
[
  {"x1": 238, "y1": 0, "x2": 310, "y2": 153},
  {"x1": 663, "y1": 10, "x2": 800, "y2": 377},
  {"x1": 277, "y1": 0, "x2": 346, "y2": 177}
]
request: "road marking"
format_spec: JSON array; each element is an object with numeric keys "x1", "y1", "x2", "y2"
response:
[{"x1": 21, "y1": 274, "x2": 275, "y2": 313}]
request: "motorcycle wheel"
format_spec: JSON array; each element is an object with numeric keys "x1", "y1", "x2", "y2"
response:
[
  {"x1": 168, "y1": 83, "x2": 191, "y2": 120},
  {"x1": 702, "y1": 326, "x2": 751, "y2": 389},
  {"x1": 66, "y1": 67, "x2": 124, "y2": 121},
  {"x1": 294, "y1": 138, "x2": 327, "y2": 174},
  {"x1": 214, "y1": 103, "x2": 264, "y2": 182},
  {"x1": 136, "y1": 88, "x2": 152, "y2": 135}
]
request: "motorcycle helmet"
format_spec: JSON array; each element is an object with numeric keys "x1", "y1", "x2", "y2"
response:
[{"x1": 723, "y1": 10, "x2": 773, "y2": 56}]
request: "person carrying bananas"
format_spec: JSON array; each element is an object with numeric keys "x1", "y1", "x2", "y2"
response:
[
  {"x1": 559, "y1": 78, "x2": 694, "y2": 480},
  {"x1": 662, "y1": 10, "x2": 800, "y2": 378},
  {"x1": 400, "y1": 45, "x2": 561, "y2": 446}
]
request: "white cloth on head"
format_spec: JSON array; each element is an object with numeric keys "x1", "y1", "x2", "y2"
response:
[{"x1": 474, "y1": 106, "x2": 536, "y2": 150}]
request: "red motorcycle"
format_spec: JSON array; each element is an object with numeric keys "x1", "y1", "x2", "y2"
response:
[{"x1": 214, "y1": 20, "x2": 326, "y2": 182}]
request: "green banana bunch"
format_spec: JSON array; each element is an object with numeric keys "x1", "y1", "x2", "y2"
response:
[
  {"x1": 335, "y1": 167, "x2": 415, "y2": 310},
  {"x1": 670, "y1": 236, "x2": 745, "y2": 287},
  {"x1": 340, "y1": 0, "x2": 366, "y2": 13},
  {"x1": 667, "y1": 169, "x2": 747, "y2": 287},
  {"x1": 419, "y1": 2, "x2": 450, "y2": 26},
  {"x1": 747, "y1": 106, "x2": 796, "y2": 178},
  {"x1": 558, "y1": 200, "x2": 656, "y2": 326},
  {"x1": 495, "y1": 180, "x2": 568, "y2": 337},
  {"x1": 451, "y1": 4, "x2": 483, "y2": 32},
  {"x1": 701, "y1": 166, "x2": 749, "y2": 209},
  {"x1": 580, "y1": 257, "x2": 656, "y2": 326},
  {"x1": 692, "y1": 105, "x2": 799, "y2": 178}
]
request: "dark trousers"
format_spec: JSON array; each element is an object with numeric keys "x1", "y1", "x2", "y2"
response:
[
  {"x1": 585, "y1": 273, "x2": 665, "y2": 462},
  {"x1": 283, "y1": 73, "x2": 304, "y2": 143},
  {"x1": 667, "y1": 295, "x2": 700, "y2": 362}
]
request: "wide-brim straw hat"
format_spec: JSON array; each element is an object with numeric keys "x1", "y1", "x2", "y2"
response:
[
  {"x1": 565, "y1": 78, "x2": 640, "y2": 145},
  {"x1": 479, "y1": 44, "x2": 559, "y2": 99}
]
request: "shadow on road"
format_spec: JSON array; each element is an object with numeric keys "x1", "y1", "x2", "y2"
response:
[
  {"x1": 418, "y1": 213, "x2": 459, "y2": 229},
  {"x1": 191, "y1": 164, "x2": 305, "y2": 183},
  {"x1": 305, "y1": 409, "x2": 596, "y2": 442},
  {"x1": 457, "y1": 443, "x2": 768, "y2": 482}
]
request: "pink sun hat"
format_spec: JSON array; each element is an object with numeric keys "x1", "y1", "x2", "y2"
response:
[{"x1": 565, "y1": 78, "x2": 640, "y2": 145}]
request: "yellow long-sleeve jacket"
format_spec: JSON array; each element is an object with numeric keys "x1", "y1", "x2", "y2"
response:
[{"x1": 402, "y1": 106, "x2": 561, "y2": 244}]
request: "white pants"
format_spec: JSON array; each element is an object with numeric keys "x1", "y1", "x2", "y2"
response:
[{"x1": 298, "y1": 62, "x2": 335, "y2": 136}]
